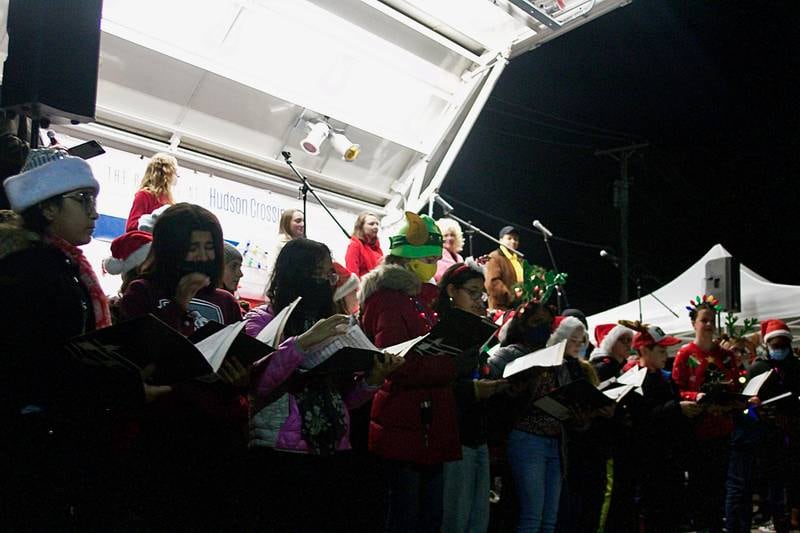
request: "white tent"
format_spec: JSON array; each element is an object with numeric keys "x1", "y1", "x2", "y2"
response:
[{"x1": 587, "y1": 244, "x2": 800, "y2": 343}]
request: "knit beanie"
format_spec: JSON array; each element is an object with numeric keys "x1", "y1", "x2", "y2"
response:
[{"x1": 3, "y1": 148, "x2": 99, "y2": 212}]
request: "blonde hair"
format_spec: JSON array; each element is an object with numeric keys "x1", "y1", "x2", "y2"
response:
[
  {"x1": 352, "y1": 211, "x2": 379, "y2": 240},
  {"x1": 278, "y1": 209, "x2": 304, "y2": 239},
  {"x1": 436, "y1": 217, "x2": 464, "y2": 253},
  {"x1": 139, "y1": 153, "x2": 177, "y2": 203}
]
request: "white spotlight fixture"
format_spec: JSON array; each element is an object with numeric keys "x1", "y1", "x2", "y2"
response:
[
  {"x1": 329, "y1": 131, "x2": 361, "y2": 162},
  {"x1": 300, "y1": 121, "x2": 330, "y2": 155}
]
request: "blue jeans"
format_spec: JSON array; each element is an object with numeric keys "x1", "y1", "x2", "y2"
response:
[
  {"x1": 442, "y1": 444, "x2": 490, "y2": 533},
  {"x1": 507, "y1": 430, "x2": 562, "y2": 533}
]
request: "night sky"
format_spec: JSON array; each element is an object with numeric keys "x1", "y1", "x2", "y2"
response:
[{"x1": 440, "y1": 0, "x2": 800, "y2": 315}]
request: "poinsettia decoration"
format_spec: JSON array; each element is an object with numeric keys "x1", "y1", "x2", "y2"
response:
[{"x1": 513, "y1": 260, "x2": 567, "y2": 305}]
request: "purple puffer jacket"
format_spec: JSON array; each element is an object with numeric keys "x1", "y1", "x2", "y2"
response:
[{"x1": 245, "y1": 305, "x2": 377, "y2": 453}]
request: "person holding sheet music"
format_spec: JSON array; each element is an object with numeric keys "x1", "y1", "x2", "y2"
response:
[
  {"x1": 0, "y1": 148, "x2": 158, "y2": 528},
  {"x1": 735, "y1": 319, "x2": 800, "y2": 533},
  {"x1": 485, "y1": 301, "x2": 571, "y2": 533},
  {"x1": 360, "y1": 212, "x2": 461, "y2": 533},
  {"x1": 437, "y1": 263, "x2": 507, "y2": 533},
  {"x1": 623, "y1": 322, "x2": 701, "y2": 532},
  {"x1": 244, "y1": 238, "x2": 402, "y2": 531},
  {"x1": 671, "y1": 296, "x2": 740, "y2": 532},
  {"x1": 550, "y1": 316, "x2": 610, "y2": 533},
  {"x1": 119, "y1": 203, "x2": 251, "y2": 530}
]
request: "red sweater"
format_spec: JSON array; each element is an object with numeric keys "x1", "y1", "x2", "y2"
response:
[
  {"x1": 125, "y1": 189, "x2": 170, "y2": 232},
  {"x1": 672, "y1": 341, "x2": 738, "y2": 440},
  {"x1": 345, "y1": 236, "x2": 383, "y2": 277}
]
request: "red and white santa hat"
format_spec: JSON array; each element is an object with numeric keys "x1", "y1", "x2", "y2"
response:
[
  {"x1": 591, "y1": 323, "x2": 635, "y2": 359},
  {"x1": 333, "y1": 262, "x2": 359, "y2": 301},
  {"x1": 102, "y1": 230, "x2": 152, "y2": 275},
  {"x1": 761, "y1": 318, "x2": 792, "y2": 343},
  {"x1": 547, "y1": 316, "x2": 586, "y2": 347}
]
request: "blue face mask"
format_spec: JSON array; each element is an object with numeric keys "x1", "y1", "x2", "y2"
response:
[
  {"x1": 524, "y1": 324, "x2": 551, "y2": 349},
  {"x1": 578, "y1": 344, "x2": 589, "y2": 358},
  {"x1": 769, "y1": 347, "x2": 791, "y2": 361}
]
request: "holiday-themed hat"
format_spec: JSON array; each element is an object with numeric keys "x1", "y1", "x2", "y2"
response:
[
  {"x1": 333, "y1": 262, "x2": 359, "y2": 301},
  {"x1": 3, "y1": 148, "x2": 99, "y2": 212},
  {"x1": 761, "y1": 318, "x2": 792, "y2": 343},
  {"x1": 102, "y1": 231, "x2": 152, "y2": 275},
  {"x1": 547, "y1": 316, "x2": 585, "y2": 347},
  {"x1": 138, "y1": 204, "x2": 171, "y2": 233},
  {"x1": 591, "y1": 323, "x2": 635, "y2": 359},
  {"x1": 389, "y1": 211, "x2": 443, "y2": 258},
  {"x1": 630, "y1": 323, "x2": 681, "y2": 350}
]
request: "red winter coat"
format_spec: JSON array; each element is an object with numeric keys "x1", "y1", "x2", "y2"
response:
[
  {"x1": 345, "y1": 236, "x2": 383, "y2": 278},
  {"x1": 672, "y1": 341, "x2": 738, "y2": 440},
  {"x1": 359, "y1": 264, "x2": 460, "y2": 465}
]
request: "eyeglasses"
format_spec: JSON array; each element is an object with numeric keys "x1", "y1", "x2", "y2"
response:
[
  {"x1": 313, "y1": 270, "x2": 339, "y2": 286},
  {"x1": 62, "y1": 191, "x2": 97, "y2": 215},
  {"x1": 460, "y1": 286, "x2": 488, "y2": 303}
]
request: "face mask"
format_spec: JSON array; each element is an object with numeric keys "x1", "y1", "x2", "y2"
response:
[
  {"x1": 578, "y1": 344, "x2": 589, "y2": 358},
  {"x1": 408, "y1": 259, "x2": 437, "y2": 283},
  {"x1": 524, "y1": 324, "x2": 551, "y2": 349},
  {"x1": 300, "y1": 279, "x2": 334, "y2": 319},
  {"x1": 769, "y1": 347, "x2": 791, "y2": 361},
  {"x1": 178, "y1": 259, "x2": 218, "y2": 279}
]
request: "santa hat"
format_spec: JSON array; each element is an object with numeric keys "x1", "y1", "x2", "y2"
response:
[
  {"x1": 102, "y1": 231, "x2": 152, "y2": 275},
  {"x1": 137, "y1": 204, "x2": 171, "y2": 233},
  {"x1": 761, "y1": 319, "x2": 792, "y2": 343},
  {"x1": 3, "y1": 148, "x2": 99, "y2": 212},
  {"x1": 333, "y1": 262, "x2": 359, "y2": 301},
  {"x1": 547, "y1": 316, "x2": 585, "y2": 347},
  {"x1": 591, "y1": 323, "x2": 635, "y2": 360}
]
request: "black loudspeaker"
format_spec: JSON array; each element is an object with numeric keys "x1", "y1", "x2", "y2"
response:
[
  {"x1": 1, "y1": 0, "x2": 103, "y2": 124},
  {"x1": 705, "y1": 257, "x2": 741, "y2": 312}
]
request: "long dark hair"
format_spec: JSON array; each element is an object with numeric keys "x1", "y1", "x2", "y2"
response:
[
  {"x1": 436, "y1": 263, "x2": 484, "y2": 317},
  {"x1": 139, "y1": 203, "x2": 224, "y2": 293},
  {"x1": 501, "y1": 301, "x2": 555, "y2": 347},
  {"x1": 268, "y1": 238, "x2": 334, "y2": 335}
]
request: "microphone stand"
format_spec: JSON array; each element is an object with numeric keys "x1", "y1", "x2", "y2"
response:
[
  {"x1": 464, "y1": 226, "x2": 475, "y2": 258},
  {"x1": 607, "y1": 261, "x2": 678, "y2": 322},
  {"x1": 536, "y1": 230, "x2": 569, "y2": 312},
  {"x1": 443, "y1": 211, "x2": 525, "y2": 259},
  {"x1": 280, "y1": 151, "x2": 350, "y2": 240}
]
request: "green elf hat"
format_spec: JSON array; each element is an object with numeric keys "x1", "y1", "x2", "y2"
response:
[{"x1": 389, "y1": 211, "x2": 443, "y2": 258}]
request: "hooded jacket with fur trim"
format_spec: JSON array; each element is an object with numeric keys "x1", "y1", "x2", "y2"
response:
[{"x1": 358, "y1": 263, "x2": 460, "y2": 464}]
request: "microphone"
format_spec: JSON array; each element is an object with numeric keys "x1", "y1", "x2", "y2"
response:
[
  {"x1": 600, "y1": 250, "x2": 620, "y2": 267},
  {"x1": 47, "y1": 130, "x2": 59, "y2": 146},
  {"x1": 433, "y1": 193, "x2": 454, "y2": 214},
  {"x1": 280, "y1": 151, "x2": 292, "y2": 161},
  {"x1": 532, "y1": 220, "x2": 553, "y2": 238}
]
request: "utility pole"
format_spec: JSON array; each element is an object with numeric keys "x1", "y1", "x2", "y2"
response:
[{"x1": 595, "y1": 142, "x2": 649, "y2": 304}]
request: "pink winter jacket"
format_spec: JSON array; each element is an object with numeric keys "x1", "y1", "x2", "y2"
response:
[{"x1": 245, "y1": 305, "x2": 378, "y2": 453}]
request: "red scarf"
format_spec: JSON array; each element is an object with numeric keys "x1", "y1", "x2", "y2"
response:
[{"x1": 47, "y1": 235, "x2": 112, "y2": 330}]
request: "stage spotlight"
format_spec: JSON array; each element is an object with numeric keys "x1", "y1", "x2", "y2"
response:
[
  {"x1": 300, "y1": 121, "x2": 330, "y2": 155},
  {"x1": 330, "y1": 131, "x2": 360, "y2": 162}
]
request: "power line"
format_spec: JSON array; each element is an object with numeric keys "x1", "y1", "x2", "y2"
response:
[
  {"x1": 476, "y1": 122, "x2": 595, "y2": 150},
  {"x1": 439, "y1": 193, "x2": 613, "y2": 251},
  {"x1": 484, "y1": 105, "x2": 633, "y2": 143},
  {"x1": 490, "y1": 96, "x2": 645, "y2": 142}
]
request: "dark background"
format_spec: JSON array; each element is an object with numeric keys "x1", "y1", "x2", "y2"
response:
[{"x1": 440, "y1": 0, "x2": 800, "y2": 315}]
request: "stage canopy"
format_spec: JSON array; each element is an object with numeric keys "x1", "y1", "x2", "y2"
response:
[
  {"x1": 587, "y1": 244, "x2": 800, "y2": 343},
  {"x1": 1, "y1": 0, "x2": 633, "y2": 222}
]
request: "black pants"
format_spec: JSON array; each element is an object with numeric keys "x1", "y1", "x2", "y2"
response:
[{"x1": 686, "y1": 436, "x2": 730, "y2": 532}]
